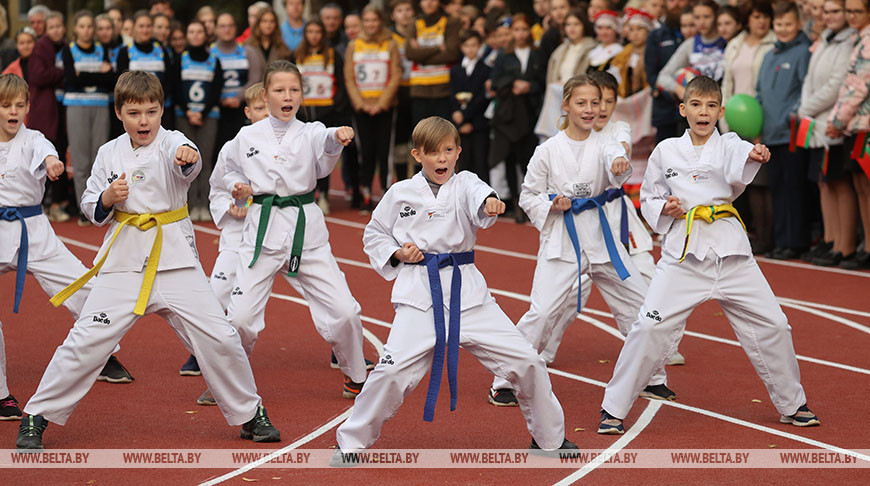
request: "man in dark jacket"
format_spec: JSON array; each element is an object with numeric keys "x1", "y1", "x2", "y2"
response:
[
  {"x1": 645, "y1": 0, "x2": 688, "y2": 143},
  {"x1": 450, "y1": 30, "x2": 492, "y2": 182}
]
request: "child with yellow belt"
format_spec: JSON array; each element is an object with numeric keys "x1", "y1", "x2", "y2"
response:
[
  {"x1": 17, "y1": 71, "x2": 280, "y2": 449},
  {"x1": 599, "y1": 76, "x2": 818, "y2": 434}
]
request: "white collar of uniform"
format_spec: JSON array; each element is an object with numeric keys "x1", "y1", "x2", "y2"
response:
[
  {"x1": 121, "y1": 126, "x2": 167, "y2": 158},
  {"x1": 413, "y1": 170, "x2": 455, "y2": 204},
  {"x1": 679, "y1": 127, "x2": 721, "y2": 162}
]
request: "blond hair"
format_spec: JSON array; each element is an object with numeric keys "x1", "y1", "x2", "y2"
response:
[
  {"x1": 412, "y1": 116, "x2": 461, "y2": 154},
  {"x1": 245, "y1": 82, "x2": 265, "y2": 106},
  {"x1": 0, "y1": 73, "x2": 30, "y2": 104},
  {"x1": 114, "y1": 70, "x2": 164, "y2": 110},
  {"x1": 559, "y1": 74, "x2": 601, "y2": 130}
]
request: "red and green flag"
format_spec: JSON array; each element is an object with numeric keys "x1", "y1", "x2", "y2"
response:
[{"x1": 795, "y1": 117, "x2": 814, "y2": 150}]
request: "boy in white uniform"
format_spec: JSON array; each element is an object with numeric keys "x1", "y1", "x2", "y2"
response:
[
  {"x1": 538, "y1": 71, "x2": 685, "y2": 367},
  {"x1": 334, "y1": 117, "x2": 575, "y2": 461},
  {"x1": 224, "y1": 61, "x2": 370, "y2": 398},
  {"x1": 17, "y1": 71, "x2": 281, "y2": 449},
  {"x1": 488, "y1": 75, "x2": 673, "y2": 408},
  {"x1": 0, "y1": 74, "x2": 131, "y2": 421},
  {"x1": 599, "y1": 76, "x2": 819, "y2": 434}
]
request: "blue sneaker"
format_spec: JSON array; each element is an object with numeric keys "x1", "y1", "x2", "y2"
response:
[
  {"x1": 179, "y1": 354, "x2": 201, "y2": 376},
  {"x1": 598, "y1": 409, "x2": 624, "y2": 435}
]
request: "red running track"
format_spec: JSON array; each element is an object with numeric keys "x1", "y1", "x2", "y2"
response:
[{"x1": 1, "y1": 197, "x2": 869, "y2": 485}]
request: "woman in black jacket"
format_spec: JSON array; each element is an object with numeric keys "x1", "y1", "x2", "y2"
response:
[{"x1": 489, "y1": 13, "x2": 547, "y2": 223}]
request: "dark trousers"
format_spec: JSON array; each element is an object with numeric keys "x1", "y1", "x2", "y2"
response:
[
  {"x1": 768, "y1": 144, "x2": 811, "y2": 249},
  {"x1": 459, "y1": 128, "x2": 490, "y2": 183},
  {"x1": 654, "y1": 120, "x2": 687, "y2": 144},
  {"x1": 411, "y1": 96, "x2": 452, "y2": 127},
  {"x1": 490, "y1": 130, "x2": 538, "y2": 201},
  {"x1": 355, "y1": 108, "x2": 394, "y2": 191},
  {"x1": 218, "y1": 105, "x2": 247, "y2": 150}
]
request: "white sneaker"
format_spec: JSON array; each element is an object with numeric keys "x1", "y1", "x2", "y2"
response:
[
  {"x1": 317, "y1": 196, "x2": 330, "y2": 215},
  {"x1": 667, "y1": 350, "x2": 685, "y2": 366}
]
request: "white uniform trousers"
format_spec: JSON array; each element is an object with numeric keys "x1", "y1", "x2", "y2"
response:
[
  {"x1": 540, "y1": 251, "x2": 658, "y2": 363},
  {"x1": 602, "y1": 252, "x2": 807, "y2": 419},
  {"x1": 0, "y1": 246, "x2": 104, "y2": 398},
  {"x1": 337, "y1": 301, "x2": 566, "y2": 451},
  {"x1": 493, "y1": 245, "x2": 667, "y2": 391},
  {"x1": 210, "y1": 248, "x2": 265, "y2": 329},
  {"x1": 227, "y1": 242, "x2": 368, "y2": 383},
  {"x1": 23, "y1": 264, "x2": 261, "y2": 426}
]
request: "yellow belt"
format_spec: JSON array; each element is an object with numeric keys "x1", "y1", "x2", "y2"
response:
[
  {"x1": 677, "y1": 204, "x2": 745, "y2": 263},
  {"x1": 51, "y1": 205, "x2": 189, "y2": 315}
]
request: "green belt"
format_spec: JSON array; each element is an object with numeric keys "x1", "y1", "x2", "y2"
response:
[{"x1": 250, "y1": 191, "x2": 316, "y2": 277}]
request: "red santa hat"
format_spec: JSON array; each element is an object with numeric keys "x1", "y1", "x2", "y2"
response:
[
  {"x1": 623, "y1": 8, "x2": 655, "y2": 31},
  {"x1": 593, "y1": 9, "x2": 621, "y2": 31}
]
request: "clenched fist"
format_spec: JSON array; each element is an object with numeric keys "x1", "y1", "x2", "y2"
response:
[
  {"x1": 175, "y1": 145, "x2": 199, "y2": 166},
  {"x1": 102, "y1": 172, "x2": 128, "y2": 209},
  {"x1": 335, "y1": 126, "x2": 355, "y2": 146},
  {"x1": 662, "y1": 195, "x2": 685, "y2": 219},
  {"x1": 393, "y1": 241, "x2": 424, "y2": 263}
]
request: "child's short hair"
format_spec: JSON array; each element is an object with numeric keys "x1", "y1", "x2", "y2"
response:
[
  {"x1": 694, "y1": 0, "x2": 719, "y2": 16},
  {"x1": 588, "y1": 71, "x2": 618, "y2": 95},
  {"x1": 245, "y1": 82, "x2": 265, "y2": 106},
  {"x1": 114, "y1": 70, "x2": 164, "y2": 109},
  {"x1": 264, "y1": 60, "x2": 303, "y2": 90},
  {"x1": 46, "y1": 10, "x2": 64, "y2": 24},
  {"x1": 560, "y1": 74, "x2": 601, "y2": 130},
  {"x1": 683, "y1": 75, "x2": 722, "y2": 104},
  {"x1": 772, "y1": 0, "x2": 799, "y2": 19},
  {"x1": 389, "y1": 0, "x2": 414, "y2": 11},
  {"x1": 132, "y1": 9, "x2": 151, "y2": 24},
  {"x1": 412, "y1": 116, "x2": 461, "y2": 154},
  {"x1": 0, "y1": 73, "x2": 30, "y2": 104},
  {"x1": 459, "y1": 29, "x2": 482, "y2": 45}
]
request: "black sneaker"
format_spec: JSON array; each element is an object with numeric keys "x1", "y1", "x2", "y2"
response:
[
  {"x1": 241, "y1": 406, "x2": 281, "y2": 442},
  {"x1": 840, "y1": 250, "x2": 870, "y2": 270},
  {"x1": 329, "y1": 446, "x2": 360, "y2": 468},
  {"x1": 16, "y1": 415, "x2": 48, "y2": 449},
  {"x1": 529, "y1": 438, "x2": 580, "y2": 458},
  {"x1": 488, "y1": 388, "x2": 519, "y2": 407},
  {"x1": 179, "y1": 354, "x2": 201, "y2": 376},
  {"x1": 97, "y1": 355, "x2": 134, "y2": 383},
  {"x1": 802, "y1": 241, "x2": 832, "y2": 262},
  {"x1": 598, "y1": 409, "x2": 624, "y2": 435},
  {"x1": 330, "y1": 352, "x2": 375, "y2": 371},
  {"x1": 812, "y1": 250, "x2": 844, "y2": 267},
  {"x1": 639, "y1": 383, "x2": 676, "y2": 401},
  {"x1": 779, "y1": 404, "x2": 820, "y2": 427},
  {"x1": 0, "y1": 395, "x2": 22, "y2": 421}
]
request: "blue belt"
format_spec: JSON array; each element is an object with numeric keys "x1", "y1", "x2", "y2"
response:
[
  {"x1": 1, "y1": 205, "x2": 43, "y2": 313},
  {"x1": 412, "y1": 251, "x2": 474, "y2": 422},
  {"x1": 550, "y1": 188, "x2": 630, "y2": 312}
]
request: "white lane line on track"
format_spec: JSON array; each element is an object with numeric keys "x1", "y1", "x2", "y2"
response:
[
  {"x1": 199, "y1": 408, "x2": 354, "y2": 486},
  {"x1": 57, "y1": 234, "x2": 870, "y2": 374},
  {"x1": 197, "y1": 293, "x2": 384, "y2": 485},
  {"x1": 315, "y1": 218, "x2": 870, "y2": 278},
  {"x1": 577, "y1": 304, "x2": 870, "y2": 375},
  {"x1": 52, "y1": 233, "x2": 378, "y2": 485},
  {"x1": 553, "y1": 401, "x2": 662, "y2": 486},
  {"x1": 547, "y1": 368, "x2": 870, "y2": 463},
  {"x1": 55, "y1": 231, "x2": 869, "y2": 472}
]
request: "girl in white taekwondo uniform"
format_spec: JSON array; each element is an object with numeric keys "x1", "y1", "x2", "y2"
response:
[
  {"x1": 539, "y1": 71, "x2": 686, "y2": 367},
  {"x1": 489, "y1": 75, "x2": 673, "y2": 407},
  {"x1": 18, "y1": 71, "x2": 280, "y2": 450},
  {"x1": 0, "y1": 74, "x2": 131, "y2": 420},
  {"x1": 599, "y1": 76, "x2": 818, "y2": 435},
  {"x1": 223, "y1": 61, "x2": 370, "y2": 399},
  {"x1": 334, "y1": 116, "x2": 573, "y2": 458}
]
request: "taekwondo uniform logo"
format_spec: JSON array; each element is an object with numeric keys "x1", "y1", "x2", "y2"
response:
[
  {"x1": 665, "y1": 168, "x2": 679, "y2": 179},
  {"x1": 93, "y1": 312, "x2": 111, "y2": 324},
  {"x1": 246, "y1": 146, "x2": 259, "y2": 158},
  {"x1": 107, "y1": 171, "x2": 119, "y2": 184},
  {"x1": 399, "y1": 205, "x2": 416, "y2": 218}
]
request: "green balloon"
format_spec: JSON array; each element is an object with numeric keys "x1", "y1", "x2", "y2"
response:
[{"x1": 725, "y1": 94, "x2": 764, "y2": 139}]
